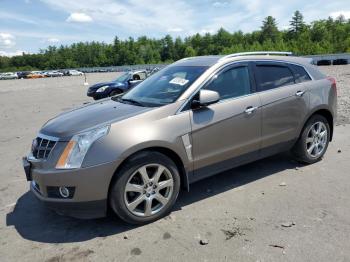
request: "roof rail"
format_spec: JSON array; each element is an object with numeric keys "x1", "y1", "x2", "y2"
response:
[{"x1": 219, "y1": 51, "x2": 293, "y2": 61}]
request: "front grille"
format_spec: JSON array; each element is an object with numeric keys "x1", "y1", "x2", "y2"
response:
[{"x1": 32, "y1": 136, "x2": 57, "y2": 160}]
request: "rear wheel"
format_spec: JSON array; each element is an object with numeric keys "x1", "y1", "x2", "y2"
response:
[
  {"x1": 109, "y1": 151, "x2": 180, "y2": 224},
  {"x1": 292, "y1": 115, "x2": 330, "y2": 164}
]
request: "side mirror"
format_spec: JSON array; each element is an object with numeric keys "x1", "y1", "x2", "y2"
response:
[{"x1": 192, "y1": 90, "x2": 220, "y2": 108}]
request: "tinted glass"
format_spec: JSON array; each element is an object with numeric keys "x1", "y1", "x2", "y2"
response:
[
  {"x1": 256, "y1": 65, "x2": 295, "y2": 91},
  {"x1": 114, "y1": 72, "x2": 131, "y2": 82},
  {"x1": 121, "y1": 66, "x2": 208, "y2": 107},
  {"x1": 289, "y1": 64, "x2": 312, "y2": 83},
  {"x1": 204, "y1": 66, "x2": 251, "y2": 100}
]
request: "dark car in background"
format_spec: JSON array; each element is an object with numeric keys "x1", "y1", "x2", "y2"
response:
[
  {"x1": 87, "y1": 70, "x2": 147, "y2": 100},
  {"x1": 17, "y1": 71, "x2": 31, "y2": 79}
]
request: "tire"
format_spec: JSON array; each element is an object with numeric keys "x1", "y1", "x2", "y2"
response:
[
  {"x1": 109, "y1": 151, "x2": 180, "y2": 224},
  {"x1": 292, "y1": 114, "x2": 330, "y2": 164},
  {"x1": 109, "y1": 89, "x2": 123, "y2": 97}
]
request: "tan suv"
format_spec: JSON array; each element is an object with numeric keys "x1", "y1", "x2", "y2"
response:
[{"x1": 23, "y1": 51, "x2": 337, "y2": 224}]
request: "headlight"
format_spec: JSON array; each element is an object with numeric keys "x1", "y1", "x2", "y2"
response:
[
  {"x1": 56, "y1": 125, "x2": 110, "y2": 169},
  {"x1": 96, "y1": 86, "x2": 109, "y2": 93}
]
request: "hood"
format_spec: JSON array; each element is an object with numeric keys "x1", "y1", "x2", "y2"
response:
[
  {"x1": 40, "y1": 99, "x2": 153, "y2": 139},
  {"x1": 89, "y1": 81, "x2": 125, "y2": 91}
]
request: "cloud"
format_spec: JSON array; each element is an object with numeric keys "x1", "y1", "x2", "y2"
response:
[
  {"x1": 330, "y1": 10, "x2": 350, "y2": 19},
  {"x1": 167, "y1": 27, "x2": 183, "y2": 32},
  {"x1": 199, "y1": 28, "x2": 215, "y2": 34},
  {"x1": 41, "y1": 0, "x2": 195, "y2": 35},
  {"x1": 25, "y1": 0, "x2": 350, "y2": 43},
  {"x1": 212, "y1": 1, "x2": 229, "y2": 8},
  {"x1": 0, "y1": 11, "x2": 38, "y2": 25},
  {"x1": 0, "y1": 33, "x2": 15, "y2": 48},
  {"x1": 47, "y1": 38, "x2": 60, "y2": 43},
  {"x1": 0, "y1": 50, "x2": 26, "y2": 57},
  {"x1": 66, "y1": 12, "x2": 93, "y2": 23}
]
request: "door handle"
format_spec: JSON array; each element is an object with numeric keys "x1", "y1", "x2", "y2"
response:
[
  {"x1": 295, "y1": 91, "x2": 305, "y2": 97},
  {"x1": 244, "y1": 106, "x2": 258, "y2": 115}
]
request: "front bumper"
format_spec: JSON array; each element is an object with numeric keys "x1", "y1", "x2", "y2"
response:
[
  {"x1": 87, "y1": 89, "x2": 109, "y2": 100},
  {"x1": 23, "y1": 158, "x2": 118, "y2": 219}
]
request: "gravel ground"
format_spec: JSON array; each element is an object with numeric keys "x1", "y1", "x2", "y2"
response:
[
  {"x1": 0, "y1": 66, "x2": 349, "y2": 262},
  {"x1": 319, "y1": 65, "x2": 350, "y2": 125}
]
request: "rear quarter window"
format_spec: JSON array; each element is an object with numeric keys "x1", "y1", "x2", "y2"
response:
[
  {"x1": 256, "y1": 65, "x2": 295, "y2": 91},
  {"x1": 289, "y1": 64, "x2": 312, "y2": 83}
]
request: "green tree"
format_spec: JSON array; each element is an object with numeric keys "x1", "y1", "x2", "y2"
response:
[
  {"x1": 260, "y1": 16, "x2": 280, "y2": 42},
  {"x1": 289, "y1": 10, "x2": 306, "y2": 36},
  {"x1": 1, "y1": 13, "x2": 349, "y2": 72},
  {"x1": 183, "y1": 46, "x2": 196, "y2": 57}
]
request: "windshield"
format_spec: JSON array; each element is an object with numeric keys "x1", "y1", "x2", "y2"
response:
[
  {"x1": 120, "y1": 66, "x2": 208, "y2": 107},
  {"x1": 114, "y1": 72, "x2": 131, "y2": 82}
]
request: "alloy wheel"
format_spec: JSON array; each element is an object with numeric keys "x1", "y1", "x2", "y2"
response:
[
  {"x1": 305, "y1": 121, "x2": 328, "y2": 158},
  {"x1": 124, "y1": 164, "x2": 174, "y2": 217}
]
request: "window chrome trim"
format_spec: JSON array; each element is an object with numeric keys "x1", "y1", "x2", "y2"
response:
[
  {"x1": 175, "y1": 59, "x2": 314, "y2": 115},
  {"x1": 252, "y1": 59, "x2": 314, "y2": 81}
]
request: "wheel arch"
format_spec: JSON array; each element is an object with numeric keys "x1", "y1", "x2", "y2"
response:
[
  {"x1": 109, "y1": 87, "x2": 123, "y2": 95},
  {"x1": 301, "y1": 107, "x2": 334, "y2": 141},
  {"x1": 107, "y1": 146, "x2": 190, "y2": 204}
]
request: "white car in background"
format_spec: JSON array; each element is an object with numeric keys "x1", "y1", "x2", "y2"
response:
[
  {"x1": 68, "y1": 70, "x2": 84, "y2": 76},
  {"x1": 44, "y1": 71, "x2": 64, "y2": 77},
  {"x1": 0, "y1": 72, "x2": 18, "y2": 80}
]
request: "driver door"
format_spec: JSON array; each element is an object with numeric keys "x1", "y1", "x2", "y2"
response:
[{"x1": 190, "y1": 63, "x2": 262, "y2": 179}]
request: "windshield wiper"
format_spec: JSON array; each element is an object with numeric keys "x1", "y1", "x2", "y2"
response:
[{"x1": 117, "y1": 97, "x2": 145, "y2": 107}]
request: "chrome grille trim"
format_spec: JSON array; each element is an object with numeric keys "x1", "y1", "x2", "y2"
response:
[{"x1": 31, "y1": 134, "x2": 58, "y2": 160}]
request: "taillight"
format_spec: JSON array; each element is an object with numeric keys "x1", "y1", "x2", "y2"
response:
[{"x1": 327, "y1": 77, "x2": 337, "y2": 96}]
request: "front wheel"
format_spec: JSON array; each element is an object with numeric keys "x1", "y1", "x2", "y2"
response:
[
  {"x1": 292, "y1": 115, "x2": 330, "y2": 164},
  {"x1": 109, "y1": 151, "x2": 180, "y2": 224},
  {"x1": 109, "y1": 89, "x2": 123, "y2": 97}
]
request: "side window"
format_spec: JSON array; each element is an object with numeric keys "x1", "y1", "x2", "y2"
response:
[
  {"x1": 203, "y1": 66, "x2": 251, "y2": 100},
  {"x1": 256, "y1": 65, "x2": 295, "y2": 91},
  {"x1": 289, "y1": 64, "x2": 312, "y2": 83},
  {"x1": 132, "y1": 74, "x2": 141, "y2": 80},
  {"x1": 138, "y1": 72, "x2": 147, "y2": 80}
]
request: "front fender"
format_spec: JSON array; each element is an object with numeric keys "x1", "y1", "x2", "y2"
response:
[{"x1": 81, "y1": 104, "x2": 191, "y2": 189}]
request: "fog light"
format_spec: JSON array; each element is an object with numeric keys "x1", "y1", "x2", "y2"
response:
[{"x1": 59, "y1": 186, "x2": 70, "y2": 198}]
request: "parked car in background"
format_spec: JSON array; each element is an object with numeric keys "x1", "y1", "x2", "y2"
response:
[
  {"x1": 0, "y1": 72, "x2": 18, "y2": 80},
  {"x1": 17, "y1": 71, "x2": 31, "y2": 79},
  {"x1": 27, "y1": 71, "x2": 45, "y2": 79},
  {"x1": 67, "y1": 69, "x2": 84, "y2": 76},
  {"x1": 23, "y1": 51, "x2": 337, "y2": 224},
  {"x1": 148, "y1": 67, "x2": 160, "y2": 75},
  {"x1": 87, "y1": 70, "x2": 147, "y2": 100},
  {"x1": 44, "y1": 71, "x2": 64, "y2": 77}
]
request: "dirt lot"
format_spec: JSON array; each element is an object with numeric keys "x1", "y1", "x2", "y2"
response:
[{"x1": 0, "y1": 66, "x2": 349, "y2": 262}]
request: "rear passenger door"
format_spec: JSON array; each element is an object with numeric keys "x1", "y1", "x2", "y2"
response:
[{"x1": 253, "y1": 61, "x2": 310, "y2": 152}]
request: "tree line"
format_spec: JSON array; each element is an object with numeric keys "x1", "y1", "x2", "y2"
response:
[{"x1": 1, "y1": 11, "x2": 349, "y2": 72}]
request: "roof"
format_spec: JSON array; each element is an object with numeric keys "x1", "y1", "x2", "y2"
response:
[{"x1": 173, "y1": 56, "x2": 222, "y2": 67}]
